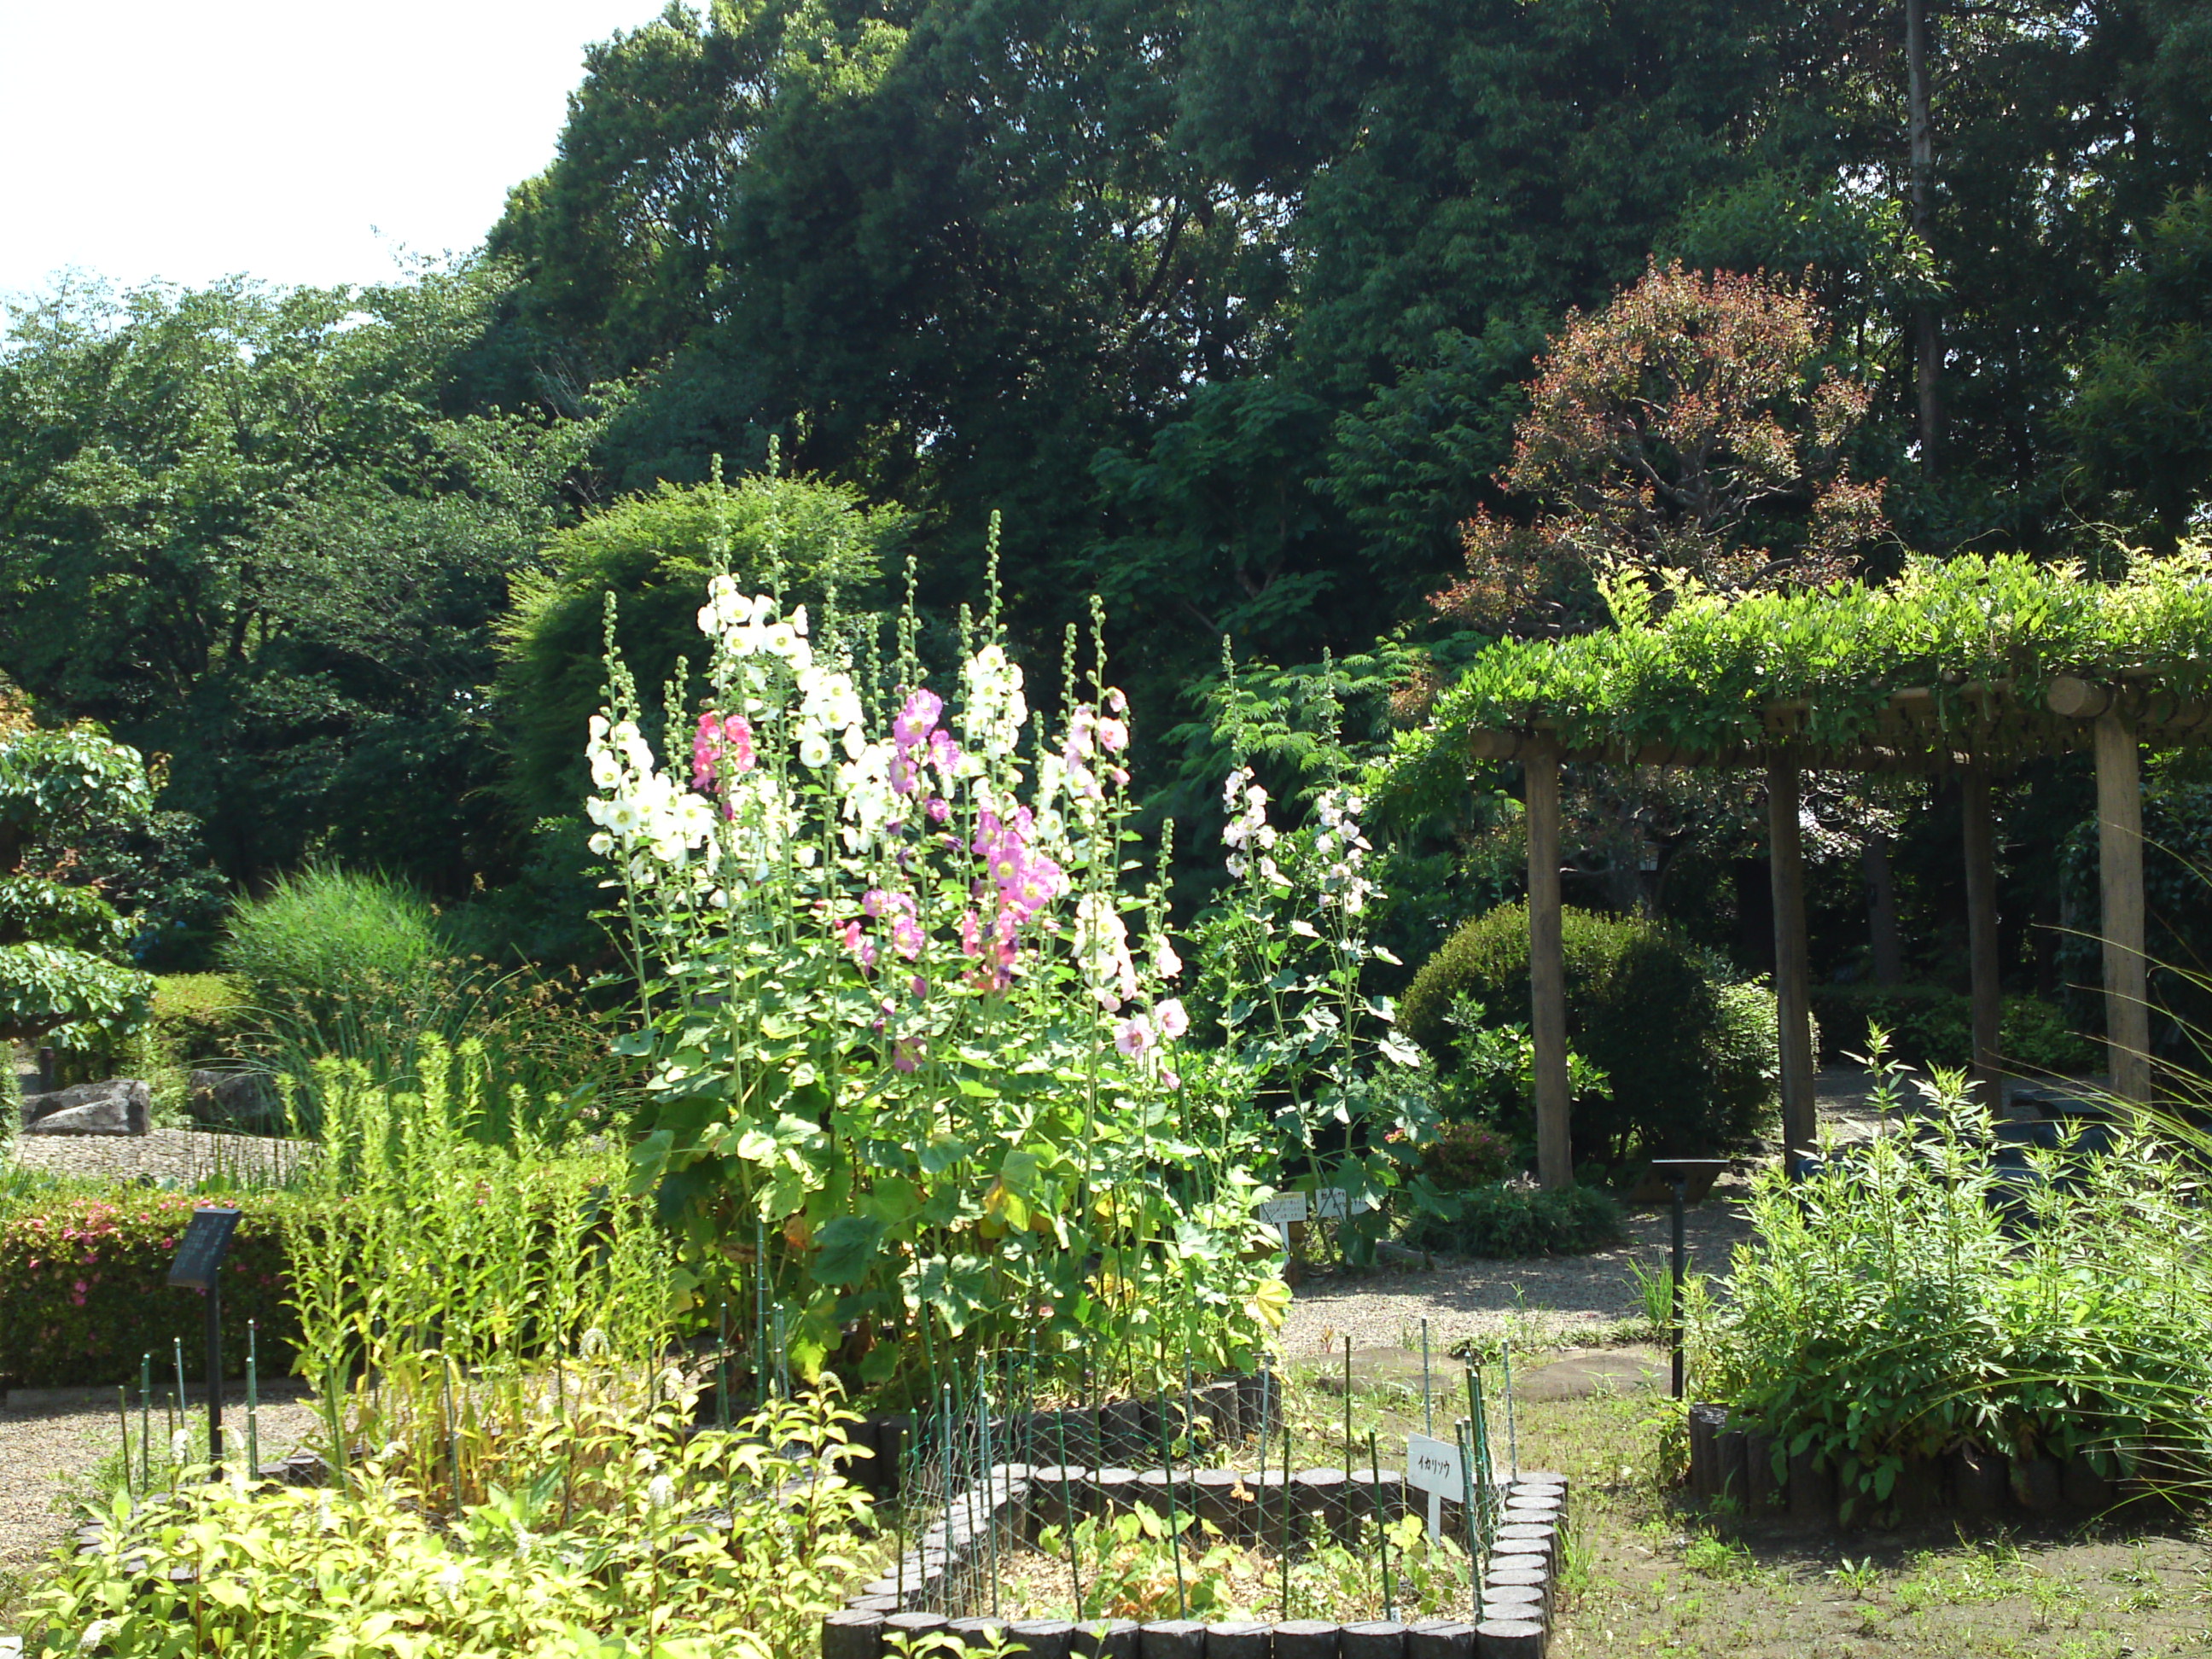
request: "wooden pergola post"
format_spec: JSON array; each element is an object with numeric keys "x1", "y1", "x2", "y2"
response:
[
  {"x1": 1526, "y1": 736, "x2": 1574, "y2": 1190},
  {"x1": 1960, "y1": 769, "x2": 2005, "y2": 1113},
  {"x1": 2048, "y1": 678, "x2": 2156, "y2": 1106},
  {"x1": 1767, "y1": 757, "x2": 1818, "y2": 1162},
  {"x1": 2093, "y1": 711, "x2": 2152, "y2": 1104}
]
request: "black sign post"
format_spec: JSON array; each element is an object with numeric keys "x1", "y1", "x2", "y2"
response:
[
  {"x1": 1648, "y1": 1161, "x2": 1727, "y2": 1400},
  {"x1": 167, "y1": 1208, "x2": 242, "y2": 1470}
]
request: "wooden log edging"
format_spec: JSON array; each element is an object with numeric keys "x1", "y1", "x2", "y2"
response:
[
  {"x1": 827, "y1": 1472, "x2": 1571, "y2": 1658},
  {"x1": 1686, "y1": 1403, "x2": 2179, "y2": 1528}
]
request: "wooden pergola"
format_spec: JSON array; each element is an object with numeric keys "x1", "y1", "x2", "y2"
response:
[{"x1": 1464, "y1": 673, "x2": 2212, "y2": 1187}]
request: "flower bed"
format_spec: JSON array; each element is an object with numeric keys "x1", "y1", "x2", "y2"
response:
[{"x1": 823, "y1": 1464, "x2": 1570, "y2": 1658}]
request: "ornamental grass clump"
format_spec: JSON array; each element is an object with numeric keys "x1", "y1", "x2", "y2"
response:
[
  {"x1": 591, "y1": 530, "x2": 1283, "y2": 1404},
  {"x1": 1698, "y1": 1042, "x2": 2212, "y2": 1516},
  {"x1": 23, "y1": 1386, "x2": 869, "y2": 1659}
]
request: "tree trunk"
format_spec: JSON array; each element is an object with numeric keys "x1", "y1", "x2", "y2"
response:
[
  {"x1": 1906, "y1": 0, "x2": 1941, "y2": 472},
  {"x1": 1862, "y1": 835, "x2": 1905, "y2": 986}
]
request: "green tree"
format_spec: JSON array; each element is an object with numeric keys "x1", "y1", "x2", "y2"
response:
[
  {"x1": 2066, "y1": 189, "x2": 2212, "y2": 548},
  {"x1": 495, "y1": 472, "x2": 901, "y2": 824},
  {"x1": 0, "y1": 718, "x2": 157, "y2": 1049},
  {"x1": 0, "y1": 269, "x2": 603, "y2": 892}
]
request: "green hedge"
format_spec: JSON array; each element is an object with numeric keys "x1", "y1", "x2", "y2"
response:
[
  {"x1": 1407, "y1": 1181, "x2": 1622, "y2": 1258},
  {"x1": 1402, "y1": 903, "x2": 1779, "y2": 1162},
  {"x1": 1808, "y1": 983, "x2": 2099, "y2": 1073},
  {"x1": 0, "y1": 1192, "x2": 299, "y2": 1389}
]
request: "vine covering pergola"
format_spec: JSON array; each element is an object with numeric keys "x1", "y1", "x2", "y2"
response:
[{"x1": 1394, "y1": 553, "x2": 2212, "y2": 1188}]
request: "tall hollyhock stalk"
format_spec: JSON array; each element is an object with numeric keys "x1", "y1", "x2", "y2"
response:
[{"x1": 590, "y1": 553, "x2": 1283, "y2": 1405}]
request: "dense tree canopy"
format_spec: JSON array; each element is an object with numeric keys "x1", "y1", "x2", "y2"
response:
[{"x1": 0, "y1": 0, "x2": 2205, "y2": 963}]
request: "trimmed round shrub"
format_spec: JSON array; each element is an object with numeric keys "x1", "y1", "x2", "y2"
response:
[
  {"x1": 1407, "y1": 1180, "x2": 1622, "y2": 1258},
  {"x1": 1402, "y1": 902, "x2": 1778, "y2": 1162}
]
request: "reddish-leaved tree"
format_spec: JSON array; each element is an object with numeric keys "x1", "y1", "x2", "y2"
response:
[{"x1": 1433, "y1": 262, "x2": 1889, "y2": 635}]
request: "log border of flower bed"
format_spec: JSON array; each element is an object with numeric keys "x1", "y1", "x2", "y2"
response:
[
  {"x1": 1388, "y1": 552, "x2": 2212, "y2": 1185},
  {"x1": 822, "y1": 1469, "x2": 1571, "y2": 1659}
]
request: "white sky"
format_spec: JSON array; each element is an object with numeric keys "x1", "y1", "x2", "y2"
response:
[{"x1": 0, "y1": 0, "x2": 677, "y2": 303}]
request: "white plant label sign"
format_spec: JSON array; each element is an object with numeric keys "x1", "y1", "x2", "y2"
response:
[
  {"x1": 1405, "y1": 1431, "x2": 1463, "y2": 1540},
  {"x1": 1254, "y1": 1191, "x2": 1307, "y2": 1251}
]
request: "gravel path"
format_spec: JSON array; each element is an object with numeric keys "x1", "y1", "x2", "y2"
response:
[
  {"x1": 0, "y1": 1392, "x2": 323, "y2": 1575},
  {"x1": 1281, "y1": 1190, "x2": 1755, "y2": 1360},
  {"x1": 8, "y1": 1126, "x2": 307, "y2": 1187}
]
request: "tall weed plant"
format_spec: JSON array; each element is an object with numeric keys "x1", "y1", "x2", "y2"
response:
[
  {"x1": 1700, "y1": 1037, "x2": 2212, "y2": 1514},
  {"x1": 25, "y1": 1387, "x2": 869, "y2": 1659},
  {"x1": 284, "y1": 1040, "x2": 671, "y2": 1510}
]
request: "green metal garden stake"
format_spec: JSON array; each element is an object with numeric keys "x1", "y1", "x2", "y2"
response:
[
  {"x1": 1456, "y1": 1418, "x2": 1479, "y2": 1613},
  {"x1": 138, "y1": 1353, "x2": 151, "y2": 1492},
  {"x1": 246, "y1": 1318, "x2": 259, "y2": 1474},
  {"x1": 1342, "y1": 1334, "x2": 1353, "y2": 1480},
  {"x1": 117, "y1": 1387, "x2": 131, "y2": 1500},
  {"x1": 1371, "y1": 1429, "x2": 1393, "y2": 1620},
  {"x1": 716, "y1": 1302, "x2": 729, "y2": 1429},
  {"x1": 1422, "y1": 1318, "x2": 1432, "y2": 1437},
  {"x1": 1055, "y1": 1406, "x2": 1084, "y2": 1613},
  {"x1": 1278, "y1": 1389, "x2": 1292, "y2": 1618},
  {"x1": 1501, "y1": 1342, "x2": 1517, "y2": 1476},
  {"x1": 981, "y1": 1364, "x2": 1000, "y2": 1620},
  {"x1": 1157, "y1": 1382, "x2": 1188, "y2": 1618},
  {"x1": 172, "y1": 1337, "x2": 188, "y2": 1434}
]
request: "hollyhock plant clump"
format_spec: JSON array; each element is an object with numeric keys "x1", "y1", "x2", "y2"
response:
[{"x1": 589, "y1": 568, "x2": 1281, "y2": 1402}]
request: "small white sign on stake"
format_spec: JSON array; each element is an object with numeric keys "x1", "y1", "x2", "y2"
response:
[
  {"x1": 1404, "y1": 1431, "x2": 1464, "y2": 1541},
  {"x1": 1254, "y1": 1191, "x2": 1307, "y2": 1252}
]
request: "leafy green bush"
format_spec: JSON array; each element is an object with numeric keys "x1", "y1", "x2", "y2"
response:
[
  {"x1": 1417, "y1": 1119, "x2": 1517, "y2": 1187},
  {"x1": 1403, "y1": 903, "x2": 1778, "y2": 1161},
  {"x1": 0, "y1": 1191, "x2": 298, "y2": 1389},
  {"x1": 1702, "y1": 1056, "x2": 2212, "y2": 1518},
  {"x1": 0, "y1": 726, "x2": 157, "y2": 1051},
  {"x1": 145, "y1": 973, "x2": 249, "y2": 1062},
  {"x1": 1809, "y1": 983, "x2": 2100, "y2": 1073},
  {"x1": 23, "y1": 1388, "x2": 870, "y2": 1659},
  {"x1": 1406, "y1": 1179, "x2": 1622, "y2": 1258}
]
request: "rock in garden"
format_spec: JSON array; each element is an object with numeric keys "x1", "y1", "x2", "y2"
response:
[
  {"x1": 189, "y1": 1068, "x2": 280, "y2": 1127},
  {"x1": 19, "y1": 1077, "x2": 149, "y2": 1136}
]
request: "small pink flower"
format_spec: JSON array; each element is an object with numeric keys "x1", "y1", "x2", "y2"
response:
[
  {"x1": 70, "y1": 1280, "x2": 89, "y2": 1306},
  {"x1": 1155, "y1": 998, "x2": 1190, "y2": 1040},
  {"x1": 926, "y1": 796, "x2": 951, "y2": 823},
  {"x1": 1097, "y1": 718, "x2": 1128, "y2": 754},
  {"x1": 1115, "y1": 1017, "x2": 1153, "y2": 1057},
  {"x1": 863, "y1": 888, "x2": 889, "y2": 918},
  {"x1": 891, "y1": 916, "x2": 926, "y2": 960},
  {"x1": 1161, "y1": 1068, "x2": 1180, "y2": 1090},
  {"x1": 841, "y1": 919, "x2": 877, "y2": 969},
  {"x1": 959, "y1": 909, "x2": 983, "y2": 957},
  {"x1": 910, "y1": 975, "x2": 928, "y2": 1000},
  {"x1": 893, "y1": 1037, "x2": 926, "y2": 1073}
]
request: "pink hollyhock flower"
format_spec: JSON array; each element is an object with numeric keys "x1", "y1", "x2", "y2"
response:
[
  {"x1": 890, "y1": 916, "x2": 926, "y2": 960},
  {"x1": 893, "y1": 688, "x2": 944, "y2": 747},
  {"x1": 1115, "y1": 1017, "x2": 1153, "y2": 1057},
  {"x1": 841, "y1": 919, "x2": 877, "y2": 969},
  {"x1": 928, "y1": 727, "x2": 963, "y2": 776},
  {"x1": 959, "y1": 909, "x2": 983, "y2": 957},
  {"x1": 1155, "y1": 998, "x2": 1190, "y2": 1039},
  {"x1": 863, "y1": 888, "x2": 889, "y2": 918},
  {"x1": 893, "y1": 1037, "x2": 926, "y2": 1073},
  {"x1": 910, "y1": 975, "x2": 928, "y2": 999},
  {"x1": 692, "y1": 712, "x2": 755, "y2": 788},
  {"x1": 1161, "y1": 1068, "x2": 1180, "y2": 1089},
  {"x1": 1097, "y1": 717, "x2": 1128, "y2": 753},
  {"x1": 926, "y1": 796, "x2": 951, "y2": 823},
  {"x1": 71, "y1": 1280, "x2": 89, "y2": 1306}
]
